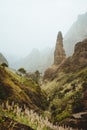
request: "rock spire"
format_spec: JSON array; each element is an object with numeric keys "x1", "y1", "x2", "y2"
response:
[{"x1": 54, "y1": 31, "x2": 66, "y2": 65}]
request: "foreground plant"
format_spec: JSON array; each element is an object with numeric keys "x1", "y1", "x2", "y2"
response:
[{"x1": 0, "y1": 101, "x2": 58, "y2": 130}]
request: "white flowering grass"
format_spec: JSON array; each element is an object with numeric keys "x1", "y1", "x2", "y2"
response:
[{"x1": 0, "y1": 101, "x2": 58, "y2": 130}]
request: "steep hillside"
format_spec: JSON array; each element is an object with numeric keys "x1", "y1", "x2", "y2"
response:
[
  {"x1": 42, "y1": 38, "x2": 87, "y2": 129},
  {"x1": 42, "y1": 66, "x2": 87, "y2": 128},
  {"x1": 0, "y1": 101, "x2": 57, "y2": 130},
  {"x1": 64, "y1": 12, "x2": 87, "y2": 56},
  {"x1": 0, "y1": 65, "x2": 47, "y2": 112},
  {"x1": 0, "y1": 116, "x2": 34, "y2": 130}
]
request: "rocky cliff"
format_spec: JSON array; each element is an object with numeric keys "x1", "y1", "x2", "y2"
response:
[
  {"x1": 72, "y1": 38, "x2": 87, "y2": 65},
  {"x1": 44, "y1": 31, "x2": 66, "y2": 80},
  {"x1": 58, "y1": 38, "x2": 87, "y2": 73},
  {"x1": 0, "y1": 53, "x2": 8, "y2": 65},
  {"x1": 45, "y1": 38, "x2": 87, "y2": 79}
]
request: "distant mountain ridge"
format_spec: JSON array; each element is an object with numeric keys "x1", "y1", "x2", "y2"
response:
[
  {"x1": 64, "y1": 12, "x2": 87, "y2": 56},
  {"x1": 11, "y1": 12, "x2": 87, "y2": 73},
  {"x1": 13, "y1": 48, "x2": 54, "y2": 74}
]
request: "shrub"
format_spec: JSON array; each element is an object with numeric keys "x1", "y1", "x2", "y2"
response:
[
  {"x1": 1, "y1": 63, "x2": 8, "y2": 68},
  {"x1": 72, "y1": 91, "x2": 83, "y2": 113},
  {"x1": 55, "y1": 111, "x2": 71, "y2": 122},
  {"x1": 18, "y1": 68, "x2": 26, "y2": 76}
]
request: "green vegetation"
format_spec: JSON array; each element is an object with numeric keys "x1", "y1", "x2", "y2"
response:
[
  {"x1": 26, "y1": 70, "x2": 41, "y2": 84},
  {"x1": 0, "y1": 65, "x2": 47, "y2": 111},
  {"x1": 18, "y1": 67, "x2": 26, "y2": 75},
  {"x1": 42, "y1": 66, "x2": 87, "y2": 124},
  {"x1": 1, "y1": 62, "x2": 8, "y2": 68},
  {"x1": 56, "y1": 110, "x2": 71, "y2": 122},
  {"x1": 0, "y1": 64, "x2": 87, "y2": 128},
  {"x1": 0, "y1": 101, "x2": 58, "y2": 130}
]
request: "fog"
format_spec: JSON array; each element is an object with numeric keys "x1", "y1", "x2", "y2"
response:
[{"x1": 0, "y1": 0, "x2": 87, "y2": 60}]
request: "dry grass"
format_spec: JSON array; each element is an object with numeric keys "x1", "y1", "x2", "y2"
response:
[{"x1": 0, "y1": 101, "x2": 59, "y2": 130}]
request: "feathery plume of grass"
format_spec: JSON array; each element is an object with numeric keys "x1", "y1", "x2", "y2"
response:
[{"x1": 0, "y1": 100, "x2": 59, "y2": 130}]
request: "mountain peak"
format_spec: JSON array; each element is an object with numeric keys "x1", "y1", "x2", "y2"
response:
[
  {"x1": 56, "y1": 31, "x2": 63, "y2": 47},
  {"x1": 54, "y1": 31, "x2": 66, "y2": 65}
]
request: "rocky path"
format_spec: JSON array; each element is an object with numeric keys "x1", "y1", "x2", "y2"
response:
[{"x1": 73, "y1": 111, "x2": 87, "y2": 118}]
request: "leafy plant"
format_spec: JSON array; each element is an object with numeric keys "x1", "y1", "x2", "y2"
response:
[
  {"x1": 18, "y1": 68, "x2": 26, "y2": 75},
  {"x1": 1, "y1": 63, "x2": 8, "y2": 68}
]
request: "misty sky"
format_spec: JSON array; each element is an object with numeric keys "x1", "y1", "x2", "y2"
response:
[{"x1": 0, "y1": 0, "x2": 87, "y2": 59}]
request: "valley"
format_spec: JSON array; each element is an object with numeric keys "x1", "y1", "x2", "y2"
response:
[
  {"x1": 0, "y1": 3, "x2": 87, "y2": 128},
  {"x1": 0, "y1": 30, "x2": 87, "y2": 129}
]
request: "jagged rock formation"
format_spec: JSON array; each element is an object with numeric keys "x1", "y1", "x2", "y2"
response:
[
  {"x1": 44, "y1": 31, "x2": 66, "y2": 80},
  {"x1": 44, "y1": 38, "x2": 87, "y2": 81},
  {"x1": 59, "y1": 39, "x2": 87, "y2": 73},
  {"x1": 54, "y1": 31, "x2": 66, "y2": 65},
  {"x1": 72, "y1": 39, "x2": 87, "y2": 65},
  {"x1": 0, "y1": 53, "x2": 8, "y2": 65}
]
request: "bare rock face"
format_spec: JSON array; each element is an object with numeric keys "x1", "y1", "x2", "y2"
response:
[
  {"x1": 44, "y1": 31, "x2": 66, "y2": 80},
  {"x1": 44, "y1": 38, "x2": 87, "y2": 80},
  {"x1": 72, "y1": 39, "x2": 87, "y2": 65},
  {"x1": 54, "y1": 31, "x2": 66, "y2": 65},
  {"x1": 0, "y1": 53, "x2": 8, "y2": 65},
  {"x1": 58, "y1": 38, "x2": 87, "y2": 73}
]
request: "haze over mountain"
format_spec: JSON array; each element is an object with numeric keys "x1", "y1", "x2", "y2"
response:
[
  {"x1": 0, "y1": 0, "x2": 87, "y2": 67},
  {"x1": 13, "y1": 48, "x2": 54, "y2": 73},
  {"x1": 1, "y1": 1, "x2": 87, "y2": 129},
  {"x1": 64, "y1": 12, "x2": 87, "y2": 56},
  {"x1": 13, "y1": 12, "x2": 87, "y2": 73}
]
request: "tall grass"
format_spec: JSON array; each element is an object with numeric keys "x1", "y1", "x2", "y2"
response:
[{"x1": 0, "y1": 101, "x2": 58, "y2": 130}]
